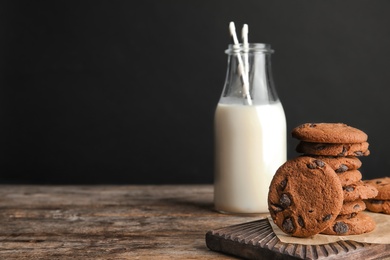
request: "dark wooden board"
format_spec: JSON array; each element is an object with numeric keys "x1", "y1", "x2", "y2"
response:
[{"x1": 206, "y1": 219, "x2": 390, "y2": 259}]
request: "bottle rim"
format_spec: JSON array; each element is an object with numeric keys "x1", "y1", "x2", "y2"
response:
[{"x1": 225, "y1": 43, "x2": 274, "y2": 54}]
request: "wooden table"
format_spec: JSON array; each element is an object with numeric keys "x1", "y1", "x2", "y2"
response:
[{"x1": 0, "y1": 185, "x2": 267, "y2": 259}]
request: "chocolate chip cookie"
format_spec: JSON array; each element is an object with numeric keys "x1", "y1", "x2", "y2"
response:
[
  {"x1": 363, "y1": 177, "x2": 390, "y2": 214},
  {"x1": 337, "y1": 170, "x2": 363, "y2": 187},
  {"x1": 343, "y1": 181, "x2": 378, "y2": 202},
  {"x1": 321, "y1": 212, "x2": 376, "y2": 235},
  {"x1": 296, "y1": 141, "x2": 370, "y2": 157},
  {"x1": 364, "y1": 199, "x2": 390, "y2": 214},
  {"x1": 292, "y1": 123, "x2": 368, "y2": 143},
  {"x1": 268, "y1": 156, "x2": 343, "y2": 237},
  {"x1": 339, "y1": 200, "x2": 366, "y2": 215},
  {"x1": 309, "y1": 156, "x2": 362, "y2": 173},
  {"x1": 363, "y1": 177, "x2": 390, "y2": 200}
]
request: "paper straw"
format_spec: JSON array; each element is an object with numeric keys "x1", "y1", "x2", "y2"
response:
[
  {"x1": 242, "y1": 24, "x2": 249, "y2": 82},
  {"x1": 229, "y1": 22, "x2": 252, "y2": 105}
]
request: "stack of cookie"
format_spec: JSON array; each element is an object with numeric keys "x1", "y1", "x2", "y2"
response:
[
  {"x1": 291, "y1": 123, "x2": 378, "y2": 235},
  {"x1": 268, "y1": 123, "x2": 379, "y2": 238},
  {"x1": 364, "y1": 177, "x2": 390, "y2": 214}
]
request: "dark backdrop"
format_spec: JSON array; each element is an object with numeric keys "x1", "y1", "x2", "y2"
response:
[{"x1": 1, "y1": 0, "x2": 390, "y2": 184}]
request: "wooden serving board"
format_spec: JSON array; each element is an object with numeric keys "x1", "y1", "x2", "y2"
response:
[{"x1": 206, "y1": 219, "x2": 390, "y2": 259}]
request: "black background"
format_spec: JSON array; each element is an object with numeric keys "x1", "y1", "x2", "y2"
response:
[{"x1": 1, "y1": 0, "x2": 390, "y2": 184}]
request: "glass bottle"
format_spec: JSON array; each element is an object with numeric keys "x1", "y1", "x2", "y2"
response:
[{"x1": 214, "y1": 43, "x2": 287, "y2": 214}]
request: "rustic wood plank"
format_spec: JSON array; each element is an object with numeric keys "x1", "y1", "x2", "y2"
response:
[{"x1": 0, "y1": 185, "x2": 265, "y2": 259}]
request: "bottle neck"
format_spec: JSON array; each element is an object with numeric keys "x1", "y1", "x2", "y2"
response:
[
  {"x1": 219, "y1": 44, "x2": 279, "y2": 105},
  {"x1": 225, "y1": 43, "x2": 273, "y2": 55}
]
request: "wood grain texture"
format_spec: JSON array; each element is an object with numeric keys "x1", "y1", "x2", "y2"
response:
[
  {"x1": 0, "y1": 185, "x2": 265, "y2": 259},
  {"x1": 206, "y1": 219, "x2": 390, "y2": 260}
]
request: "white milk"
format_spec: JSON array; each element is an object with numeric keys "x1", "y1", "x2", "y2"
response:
[{"x1": 214, "y1": 102, "x2": 286, "y2": 214}]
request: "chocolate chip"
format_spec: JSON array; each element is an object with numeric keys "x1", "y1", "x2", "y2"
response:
[
  {"x1": 353, "y1": 204, "x2": 360, "y2": 210},
  {"x1": 309, "y1": 123, "x2": 317, "y2": 127},
  {"x1": 314, "y1": 160, "x2": 325, "y2": 168},
  {"x1": 354, "y1": 151, "x2": 364, "y2": 156},
  {"x1": 315, "y1": 144, "x2": 326, "y2": 150},
  {"x1": 338, "y1": 146, "x2": 347, "y2": 156},
  {"x1": 344, "y1": 213, "x2": 357, "y2": 219},
  {"x1": 298, "y1": 216, "x2": 305, "y2": 228},
  {"x1": 270, "y1": 204, "x2": 284, "y2": 213},
  {"x1": 309, "y1": 209, "x2": 314, "y2": 213},
  {"x1": 376, "y1": 181, "x2": 383, "y2": 184},
  {"x1": 280, "y1": 194, "x2": 291, "y2": 208},
  {"x1": 280, "y1": 179, "x2": 287, "y2": 190},
  {"x1": 348, "y1": 213, "x2": 357, "y2": 219},
  {"x1": 335, "y1": 164, "x2": 348, "y2": 173},
  {"x1": 333, "y1": 222, "x2": 349, "y2": 234},
  {"x1": 307, "y1": 160, "x2": 325, "y2": 169},
  {"x1": 344, "y1": 186, "x2": 354, "y2": 192},
  {"x1": 323, "y1": 214, "x2": 332, "y2": 222},
  {"x1": 282, "y1": 218, "x2": 295, "y2": 233}
]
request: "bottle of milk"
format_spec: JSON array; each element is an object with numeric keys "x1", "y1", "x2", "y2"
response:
[{"x1": 214, "y1": 43, "x2": 287, "y2": 214}]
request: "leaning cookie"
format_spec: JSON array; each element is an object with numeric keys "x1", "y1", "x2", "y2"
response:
[
  {"x1": 268, "y1": 156, "x2": 343, "y2": 238},
  {"x1": 296, "y1": 141, "x2": 370, "y2": 157},
  {"x1": 363, "y1": 177, "x2": 390, "y2": 200},
  {"x1": 292, "y1": 123, "x2": 368, "y2": 144},
  {"x1": 321, "y1": 212, "x2": 375, "y2": 235}
]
